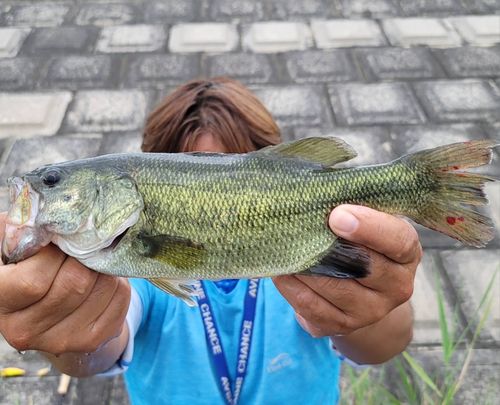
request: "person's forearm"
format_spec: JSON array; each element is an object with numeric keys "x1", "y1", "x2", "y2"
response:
[
  {"x1": 331, "y1": 301, "x2": 413, "y2": 365},
  {"x1": 41, "y1": 322, "x2": 129, "y2": 378}
]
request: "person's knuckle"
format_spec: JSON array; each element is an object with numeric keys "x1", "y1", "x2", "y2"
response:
[
  {"x1": 335, "y1": 313, "x2": 355, "y2": 335},
  {"x1": 17, "y1": 271, "x2": 50, "y2": 301},
  {"x1": 396, "y1": 224, "x2": 420, "y2": 261},
  {"x1": 398, "y1": 282, "x2": 414, "y2": 304},
  {"x1": 8, "y1": 330, "x2": 34, "y2": 352},
  {"x1": 57, "y1": 265, "x2": 93, "y2": 297},
  {"x1": 295, "y1": 289, "x2": 315, "y2": 310}
]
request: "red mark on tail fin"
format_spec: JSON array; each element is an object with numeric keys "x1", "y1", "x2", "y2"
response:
[
  {"x1": 453, "y1": 166, "x2": 459, "y2": 170},
  {"x1": 458, "y1": 217, "x2": 465, "y2": 222},
  {"x1": 464, "y1": 141, "x2": 472, "y2": 145},
  {"x1": 446, "y1": 216, "x2": 456, "y2": 225},
  {"x1": 442, "y1": 168, "x2": 449, "y2": 172}
]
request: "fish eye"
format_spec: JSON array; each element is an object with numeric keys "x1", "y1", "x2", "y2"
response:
[{"x1": 43, "y1": 169, "x2": 61, "y2": 187}]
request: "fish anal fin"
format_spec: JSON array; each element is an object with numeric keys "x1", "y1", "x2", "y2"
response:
[
  {"x1": 300, "y1": 239, "x2": 371, "y2": 279},
  {"x1": 257, "y1": 136, "x2": 357, "y2": 167},
  {"x1": 148, "y1": 278, "x2": 199, "y2": 307},
  {"x1": 138, "y1": 234, "x2": 205, "y2": 271}
]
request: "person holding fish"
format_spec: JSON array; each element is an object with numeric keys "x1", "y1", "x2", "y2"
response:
[{"x1": 0, "y1": 78, "x2": 497, "y2": 405}]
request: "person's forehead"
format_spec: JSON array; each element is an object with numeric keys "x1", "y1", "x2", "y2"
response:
[{"x1": 191, "y1": 132, "x2": 227, "y2": 153}]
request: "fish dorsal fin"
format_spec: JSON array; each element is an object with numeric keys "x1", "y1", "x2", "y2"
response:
[
  {"x1": 148, "y1": 278, "x2": 198, "y2": 306},
  {"x1": 137, "y1": 234, "x2": 205, "y2": 271},
  {"x1": 256, "y1": 136, "x2": 357, "y2": 167}
]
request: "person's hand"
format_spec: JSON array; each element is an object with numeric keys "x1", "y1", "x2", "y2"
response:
[
  {"x1": 273, "y1": 204, "x2": 421, "y2": 338},
  {"x1": 0, "y1": 212, "x2": 131, "y2": 356}
]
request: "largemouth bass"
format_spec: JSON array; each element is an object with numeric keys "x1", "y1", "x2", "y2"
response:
[{"x1": 2, "y1": 137, "x2": 498, "y2": 306}]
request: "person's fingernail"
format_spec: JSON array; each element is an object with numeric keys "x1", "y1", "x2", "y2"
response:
[{"x1": 331, "y1": 209, "x2": 359, "y2": 233}]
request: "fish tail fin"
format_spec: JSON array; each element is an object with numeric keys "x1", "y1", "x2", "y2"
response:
[{"x1": 404, "y1": 139, "x2": 499, "y2": 247}]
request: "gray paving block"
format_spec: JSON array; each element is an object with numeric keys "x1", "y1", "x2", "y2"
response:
[
  {"x1": 433, "y1": 46, "x2": 500, "y2": 78},
  {"x1": 208, "y1": 0, "x2": 266, "y2": 22},
  {"x1": 101, "y1": 132, "x2": 142, "y2": 154},
  {"x1": 1, "y1": 3, "x2": 72, "y2": 27},
  {"x1": 0, "y1": 57, "x2": 44, "y2": 90},
  {"x1": 293, "y1": 126, "x2": 395, "y2": 166},
  {"x1": 0, "y1": 91, "x2": 72, "y2": 138},
  {"x1": 75, "y1": 3, "x2": 138, "y2": 26},
  {"x1": 0, "y1": 376, "x2": 60, "y2": 404},
  {"x1": 450, "y1": 16, "x2": 500, "y2": 46},
  {"x1": 413, "y1": 80, "x2": 500, "y2": 123},
  {"x1": 356, "y1": 47, "x2": 445, "y2": 82},
  {"x1": 283, "y1": 50, "x2": 362, "y2": 83},
  {"x1": 125, "y1": 54, "x2": 200, "y2": 88},
  {"x1": 440, "y1": 249, "x2": 500, "y2": 342},
  {"x1": 0, "y1": 27, "x2": 31, "y2": 58},
  {"x1": 40, "y1": 55, "x2": 120, "y2": 90},
  {"x1": 271, "y1": 0, "x2": 335, "y2": 20},
  {"x1": 97, "y1": 25, "x2": 167, "y2": 53},
  {"x1": 242, "y1": 21, "x2": 313, "y2": 53},
  {"x1": 22, "y1": 26, "x2": 99, "y2": 55},
  {"x1": 0, "y1": 187, "x2": 9, "y2": 212},
  {"x1": 0, "y1": 134, "x2": 102, "y2": 184},
  {"x1": 108, "y1": 375, "x2": 132, "y2": 405},
  {"x1": 399, "y1": 0, "x2": 468, "y2": 16},
  {"x1": 143, "y1": 0, "x2": 196, "y2": 24},
  {"x1": 64, "y1": 90, "x2": 152, "y2": 133},
  {"x1": 329, "y1": 82, "x2": 426, "y2": 126},
  {"x1": 311, "y1": 19, "x2": 386, "y2": 48},
  {"x1": 170, "y1": 23, "x2": 238, "y2": 53},
  {"x1": 205, "y1": 53, "x2": 277, "y2": 84},
  {"x1": 411, "y1": 250, "x2": 457, "y2": 345},
  {"x1": 334, "y1": 0, "x2": 401, "y2": 18},
  {"x1": 250, "y1": 86, "x2": 333, "y2": 129},
  {"x1": 465, "y1": 0, "x2": 500, "y2": 13},
  {"x1": 382, "y1": 17, "x2": 462, "y2": 47}
]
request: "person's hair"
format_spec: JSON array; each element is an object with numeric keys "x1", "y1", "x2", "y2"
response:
[{"x1": 142, "y1": 77, "x2": 281, "y2": 154}]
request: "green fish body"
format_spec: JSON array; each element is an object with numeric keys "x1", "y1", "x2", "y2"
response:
[{"x1": 2, "y1": 137, "x2": 498, "y2": 305}]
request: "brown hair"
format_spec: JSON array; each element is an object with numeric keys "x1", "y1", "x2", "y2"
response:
[{"x1": 142, "y1": 77, "x2": 281, "y2": 154}]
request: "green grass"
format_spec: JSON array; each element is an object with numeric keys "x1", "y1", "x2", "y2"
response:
[{"x1": 340, "y1": 264, "x2": 499, "y2": 405}]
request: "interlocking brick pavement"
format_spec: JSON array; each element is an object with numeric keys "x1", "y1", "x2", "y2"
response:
[{"x1": 0, "y1": 0, "x2": 499, "y2": 403}]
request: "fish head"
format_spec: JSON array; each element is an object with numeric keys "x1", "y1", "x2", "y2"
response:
[{"x1": 2, "y1": 159, "x2": 144, "y2": 264}]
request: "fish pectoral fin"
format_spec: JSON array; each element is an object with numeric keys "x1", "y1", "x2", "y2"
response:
[
  {"x1": 137, "y1": 234, "x2": 205, "y2": 271},
  {"x1": 148, "y1": 278, "x2": 199, "y2": 307},
  {"x1": 256, "y1": 136, "x2": 357, "y2": 167},
  {"x1": 299, "y1": 239, "x2": 372, "y2": 279}
]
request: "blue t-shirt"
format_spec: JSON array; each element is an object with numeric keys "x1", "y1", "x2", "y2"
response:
[{"x1": 124, "y1": 278, "x2": 342, "y2": 405}]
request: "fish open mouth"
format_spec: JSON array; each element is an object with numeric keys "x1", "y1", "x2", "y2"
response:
[{"x1": 2, "y1": 178, "x2": 52, "y2": 264}]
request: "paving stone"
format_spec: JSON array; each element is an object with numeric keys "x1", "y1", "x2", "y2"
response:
[
  {"x1": 1, "y1": 3, "x2": 71, "y2": 27},
  {"x1": 97, "y1": 24, "x2": 167, "y2": 53},
  {"x1": 382, "y1": 18, "x2": 462, "y2": 47},
  {"x1": 64, "y1": 90, "x2": 151, "y2": 133},
  {"x1": 399, "y1": 0, "x2": 468, "y2": 16},
  {"x1": 41, "y1": 55, "x2": 119, "y2": 90},
  {"x1": 334, "y1": 0, "x2": 401, "y2": 18},
  {"x1": 0, "y1": 91, "x2": 72, "y2": 138},
  {"x1": 450, "y1": 16, "x2": 500, "y2": 46},
  {"x1": 0, "y1": 376, "x2": 60, "y2": 405},
  {"x1": 283, "y1": 50, "x2": 362, "y2": 83},
  {"x1": 208, "y1": 0, "x2": 266, "y2": 22},
  {"x1": 464, "y1": 0, "x2": 500, "y2": 13},
  {"x1": 0, "y1": 135, "x2": 102, "y2": 184},
  {"x1": 0, "y1": 187, "x2": 10, "y2": 212},
  {"x1": 411, "y1": 250, "x2": 457, "y2": 345},
  {"x1": 205, "y1": 53, "x2": 277, "y2": 84},
  {"x1": 126, "y1": 54, "x2": 200, "y2": 88},
  {"x1": 170, "y1": 23, "x2": 238, "y2": 53},
  {"x1": 440, "y1": 249, "x2": 500, "y2": 342},
  {"x1": 101, "y1": 132, "x2": 142, "y2": 154},
  {"x1": 311, "y1": 19, "x2": 386, "y2": 48},
  {"x1": 293, "y1": 126, "x2": 395, "y2": 166},
  {"x1": 328, "y1": 83, "x2": 426, "y2": 126},
  {"x1": 433, "y1": 46, "x2": 500, "y2": 78},
  {"x1": 108, "y1": 375, "x2": 132, "y2": 405},
  {"x1": 0, "y1": 57, "x2": 43, "y2": 90},
  {"x1": 0, "y1": 27, "x2": 30, "y2": 58},
  {"x1": 250, "y1": 86, "x2": 333, "y2": 129},
  {"x1": 356, "y1": 47, "x2": 445, "y2": 81},
  {"x1": 271, "y1": 0, "x2": 335, "y2": 20},
  {"x1": 22, "y1": 26, "x2": 99, "y2": 55},
  {"x1": 75, "y1": 3, "x2": 137, "y2": 26},
  {"x1": 242, "y1": 21, "x2": 312, "y2": 53},
  {"x1": 143, "y1": 0, "x2": 195, "y2": 24},
  {"x1": 413, "y1": 80, "x2": 500, "y2": 123}
]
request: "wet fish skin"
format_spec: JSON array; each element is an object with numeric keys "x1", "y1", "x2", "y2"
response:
[{"x1": 2, "y1": 137, "x2": 498, "y2": 306}]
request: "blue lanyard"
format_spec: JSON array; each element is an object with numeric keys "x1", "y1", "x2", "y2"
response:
[{"x1": 195, "y1": 279, "x2": 260, "y2": 405}]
